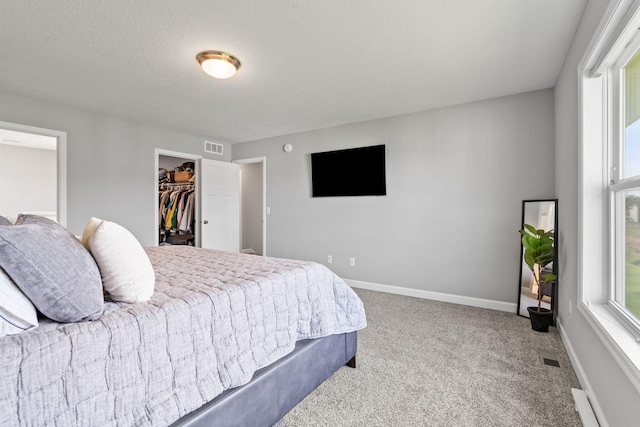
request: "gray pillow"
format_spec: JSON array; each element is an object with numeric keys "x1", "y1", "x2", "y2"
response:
[
  {"x1": 0, "y1": 215, "x2": 104, "y2": 322},
  {"x1": 15, "y1": 214, "x2": 55, "y2": 226},
  {"x1": 0, "y1": 216, "x2": 12, "y2": 226}
]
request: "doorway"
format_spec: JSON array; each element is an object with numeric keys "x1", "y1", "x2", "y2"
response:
[
  {"x1": 155, "y1": 149, "x2": 200, "y2": 246},
  {"x1": 0, "y1": 120, "x2": 66, "y2": 225},
  {"x1": 155, "y1": 149, "x2": 240, "y2": 252},
  {"x1": 234, "y1": 157, "x2": 266, "y2": 256}
]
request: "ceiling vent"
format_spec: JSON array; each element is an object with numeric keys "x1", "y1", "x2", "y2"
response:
[{"x1": 204, "y1": 141, "x2": 223, "y2": 155}]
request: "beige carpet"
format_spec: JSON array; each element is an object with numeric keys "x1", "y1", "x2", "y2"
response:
[{"x1": 280, "y1": 288, "x2": 582, "y2": 427}]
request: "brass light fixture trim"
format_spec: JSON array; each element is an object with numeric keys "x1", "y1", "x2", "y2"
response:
[{"x1": 196, "y1": 50, "x2": 241, "y2": 79}]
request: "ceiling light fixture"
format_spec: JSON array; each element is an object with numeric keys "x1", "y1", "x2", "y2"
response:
[{"x1": 196, "y1": 50, "x2": 241, "y2": 79}]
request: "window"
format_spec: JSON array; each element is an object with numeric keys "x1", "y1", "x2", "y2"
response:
[
  {"x1": 579, "y1": 0, "x2": 640, "y2": 389},
  {"x1": 609, "y1": 42, "x2": 640, "y2": 332}
]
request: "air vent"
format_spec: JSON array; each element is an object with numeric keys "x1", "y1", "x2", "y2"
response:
[
  {"x1": 204, "y1": 141, "x2": 223, "y2": 155},
  {"x1": 543, "y1": 358, "x2": 560, "y2": 367},
  {"x1": 539, "y1": 350, "x2": 561, "y2": 368}
]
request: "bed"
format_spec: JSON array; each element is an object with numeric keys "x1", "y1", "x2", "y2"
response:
[{"x1": 0, "y1": 216, "x2": 366, "y2": 427}]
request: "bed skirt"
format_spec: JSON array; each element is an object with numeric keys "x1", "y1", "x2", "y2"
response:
[{"x1": 171, "y1": 331, "x2": 357, "y2": 427}]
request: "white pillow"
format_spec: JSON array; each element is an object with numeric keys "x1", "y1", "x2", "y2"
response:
[
  {"x1": 0, "y1": 268, "x2": 38, "y2": 336},
  {"x1": 82, "y1": 217, "x2": 155, "y2": 303}
]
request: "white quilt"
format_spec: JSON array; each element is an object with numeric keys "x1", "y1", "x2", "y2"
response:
[{"x1": 0, "y1": 246, "x2": 367, "y2": 426}]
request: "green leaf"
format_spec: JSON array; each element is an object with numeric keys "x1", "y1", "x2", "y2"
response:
[
  {"x1": 538, "y1": 243, "x2": 552, "y2": 253},
  {"x1": 522, "y1": 235, "x2": 534, "y2": 251},
  {"x1": 524, "y1": 224, "x2": 537, "y2": 235},
  {"x1": 535, "y1": 256, "x2": 554, "y2": 268},
  {"x1": 541, "y1": 232, "x2": 554, "y2": 240},
  {"x1": 536, "y1": 252, "x2": 554, "y2": 261},
  {"x1": 524, "y1": 252, "x2": 536, "y2": 270}
]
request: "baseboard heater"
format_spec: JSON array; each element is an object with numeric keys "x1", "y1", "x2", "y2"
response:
[{"x1": 571, "y1": 388, "x2": 599, "y2": 427}]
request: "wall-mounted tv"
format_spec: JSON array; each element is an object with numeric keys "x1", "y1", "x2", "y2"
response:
[{"x1": 311, "y1": 144, "x2": 386, "y2": 197}]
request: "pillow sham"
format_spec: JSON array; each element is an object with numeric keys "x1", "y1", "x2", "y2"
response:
[
  {"x1": 0, "y1": 267, "x2": 38, "y2": 336},
  {"x1": 82, "y1": 217, "x2": 155, "y2": 303},
  {"x1": 0, "y1": 215, "x2": 104, "y2": 322},
  {"x1": 0, "y1": 215, "x2": 12, "y2": 226}
]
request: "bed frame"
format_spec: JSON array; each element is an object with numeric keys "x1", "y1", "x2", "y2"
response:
[{"x1": 171, "y1": 331, "x2": 357, "y2": 427}]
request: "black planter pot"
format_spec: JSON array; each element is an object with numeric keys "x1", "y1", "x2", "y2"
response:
[{"x1": 527, "y1": 307, "x2": 553, "y2": 332}]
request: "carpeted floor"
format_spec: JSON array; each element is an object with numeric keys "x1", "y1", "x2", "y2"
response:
[{"x1": 280, "y1": 288, "x2": 582, "y2": 426}]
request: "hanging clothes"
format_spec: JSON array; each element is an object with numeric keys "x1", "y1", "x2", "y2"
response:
[{"x1": 158, "y1": 183, "x2": 195, "y2": 233}]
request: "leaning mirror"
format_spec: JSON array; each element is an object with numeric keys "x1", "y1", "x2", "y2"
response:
[{"x1": 517, "y1": 199, "x2": 558, "y2": 319}]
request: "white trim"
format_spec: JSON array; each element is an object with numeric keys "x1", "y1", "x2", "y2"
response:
[
  {"x1": 586, "y1": 0, "x2": 640, "y2": 76},
  {"x1": 345, "y1": 279, "x2": 517, "y2": 313},
  {"x1": 156, "y1": 148, "x2": 202, "y2": 161},
  {"x1": 558, "y1": 319, "x2": 609, "y2": 427},
  {"x1": 571, "y1": 388, "x2": 600, "y2": 427},
  {"x1": 0, "y1": 120, "x2": 67, "y2": 227},
  {"x1": 578, "y1": 70, "x2": 608, "y2": 306},
  {"x1": 57, "y1": 133, "x2": 67, "y2": 227},
  {"x1": 155, "y1": 149, "x2": 202, "y2": 247},
  {"x1": 233, "y1": 156, "x2": 265, "y2": 165},
  {"x1": 578, "y1": 302, "x2": 640, "y2": 394},
  {"x1": 233, "y1": 157, "x2": 267, "y2": 256},
  {"x1": 576, "y1": 0, "x2": 640, "y2": 396}
]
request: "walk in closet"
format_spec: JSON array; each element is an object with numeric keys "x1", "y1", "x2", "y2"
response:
[{"x1": 158, "y1": 155, "x2": 196, "y2": 246}]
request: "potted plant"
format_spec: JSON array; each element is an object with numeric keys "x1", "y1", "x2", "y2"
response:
[{"x1": 519, "y1": 224, "x2": 557, "y2": 332}]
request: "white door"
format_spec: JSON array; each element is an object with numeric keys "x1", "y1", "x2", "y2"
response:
[{"x1": 200, "y1": 158, "x2": 240, "y2": 252}]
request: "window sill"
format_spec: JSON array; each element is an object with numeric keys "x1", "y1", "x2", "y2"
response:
[{"x1": 580, "y1": 302, "x2": 640, "y2": 394}]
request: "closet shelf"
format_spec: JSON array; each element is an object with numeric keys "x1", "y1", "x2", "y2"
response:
[{"x1": 159, "y1": 182, "x2": 195, "y2": 190}]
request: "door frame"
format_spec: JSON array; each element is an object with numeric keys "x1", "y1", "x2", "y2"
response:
[
  {"x1": 233, "y1": 156, "x2": 267, "y2": 256},
  {"x1": 154, "y1": 148, "x2": 202, "y2": 246},
  {"x1": 0, "y1": 120, "x2": 67, "y2": 226}
]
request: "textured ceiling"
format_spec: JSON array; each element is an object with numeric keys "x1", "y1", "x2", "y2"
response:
[{"x1": 0, "y1": 0, "x2": 586, "y2": 143}]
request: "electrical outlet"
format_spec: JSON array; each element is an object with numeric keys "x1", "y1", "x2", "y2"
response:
[
  {"x1": 327, "y1": 255, "x2": 332, "y2": 264},
  {"x1": 349, "y1": 257, "x2": 355, "y2": 267}
]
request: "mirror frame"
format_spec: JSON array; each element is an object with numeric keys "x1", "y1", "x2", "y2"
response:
[{"x1": 517, "y1": 199, "x2": 559, "y2": 323}]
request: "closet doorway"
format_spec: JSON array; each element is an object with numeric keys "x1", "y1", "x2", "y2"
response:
[
  {"x1": 234, "y1": 157, "x2": 266, "y2": 256},
  {"x1": 156, "y1": 149, "x2": 200, "y2": 247},
  {"x1": 0, "y1": 120, "x2": 66, "y2": 225},
  {"x1": 155, "y1": 149, "x2": 240, "y2": 252}
]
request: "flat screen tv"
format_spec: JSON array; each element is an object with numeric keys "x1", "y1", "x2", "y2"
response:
[{"x1": 311, "y1": 145, "x2": 386, "y2": 197}]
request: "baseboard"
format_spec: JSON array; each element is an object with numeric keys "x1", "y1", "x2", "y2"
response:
[
  {"x1": 557, "y1": 319, "x2": 608, "y2": 427},
  {"x1": 344, "y1": 279, "x2": 517, "y2": 313},
  {"x1": 571, "y1": 388, "x2": 599, "y2": 427}
]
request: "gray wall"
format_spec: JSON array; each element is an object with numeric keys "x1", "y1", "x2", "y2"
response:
[
  {"x1": 555, "y1": 0, "x2": 640, "y2": 424},
  {"x1": 233, "y1": 89, "x2": 555, "y2": 304},
  {"x1": 0, "y1": 90, "x2": 230, "y2": 245},
  {"x1": 0, "y1": 144, "x2": 57, "y2": 218},
  {"x1": 240, "y1": 162, "x2": 263, "y2": 254}
]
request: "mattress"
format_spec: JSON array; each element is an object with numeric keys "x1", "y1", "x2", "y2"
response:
[{"x1": 0, "y1": 246, "x2": 367, "y2": 426}]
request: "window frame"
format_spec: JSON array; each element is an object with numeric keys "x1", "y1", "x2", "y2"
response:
[
  {"x1": 606, "y1": 35, "x2": 640, "y2": 337},
  {"x1": 578, "y1": 0, "x2": 640, "y2": 396}
]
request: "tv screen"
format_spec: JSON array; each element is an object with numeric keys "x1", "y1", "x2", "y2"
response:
[{"x1": 311, "y1": 145, "x2": 386, "y2": 197}]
